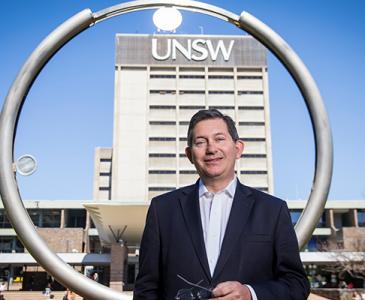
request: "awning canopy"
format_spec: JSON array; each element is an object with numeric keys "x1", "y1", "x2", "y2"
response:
[{"x1": 83, "y1": 202, "x2": 149, "y2": 247}]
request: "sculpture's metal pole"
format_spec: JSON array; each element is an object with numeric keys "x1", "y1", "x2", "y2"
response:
[
  {"x1": 0, "y1": 1, "x2": 333, "y2": 299},
  {"x1": 238, "y1": 11, "x2": 333, "y2": 249}
]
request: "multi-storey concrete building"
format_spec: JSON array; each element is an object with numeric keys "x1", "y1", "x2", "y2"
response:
[{"x1": 93, "y1": 34, "x2": 274, "y2": 203}]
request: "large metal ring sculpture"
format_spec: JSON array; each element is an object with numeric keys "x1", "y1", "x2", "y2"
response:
[{"x1": 0, "y1": 1, "x2": 333, "y2": 299}]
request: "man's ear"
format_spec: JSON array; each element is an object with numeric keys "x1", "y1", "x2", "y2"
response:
[
  {"x1": 185, "y1": 147, "x2": 194, "y2": 164},
  {"x1": 235, "y1": 140, "x2": 244, "y2": 159}
]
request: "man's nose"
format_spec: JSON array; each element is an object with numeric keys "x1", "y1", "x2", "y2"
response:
[{"x1": 206, "y1": 141, "x2": 218, "y2": 154}]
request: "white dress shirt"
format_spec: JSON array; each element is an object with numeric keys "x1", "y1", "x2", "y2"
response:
[{"x1": 198, "y1": 177, "x2": 258, "y2": 300}]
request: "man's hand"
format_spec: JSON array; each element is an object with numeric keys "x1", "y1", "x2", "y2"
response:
[{"x1": 211, "y1": 281, "x2": 252, "y2": 300}]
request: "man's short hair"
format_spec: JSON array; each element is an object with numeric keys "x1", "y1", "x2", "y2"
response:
[{"x1": 187, "y1": 109, "x2": 239, "y2": 147}]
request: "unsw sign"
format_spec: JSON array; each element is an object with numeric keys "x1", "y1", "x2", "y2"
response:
[
  {"x1": 151, "y1": 38, "x2": 235, "y2": 61},
  {"x1": 116, "y1": 34, "x2": 266, "y2": 67}
]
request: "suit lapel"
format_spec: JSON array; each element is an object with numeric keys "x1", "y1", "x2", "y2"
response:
[
  {"x1": 179, "y1": 182, "x2": 211, "y2": 281},
  {"x1": 213, "y1": 182, "x2": 255, "y2": 280}
]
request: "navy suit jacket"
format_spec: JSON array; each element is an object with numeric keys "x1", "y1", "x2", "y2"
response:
[{"x1": 133, "y1": 181, "x2": 310, "y2": 299}]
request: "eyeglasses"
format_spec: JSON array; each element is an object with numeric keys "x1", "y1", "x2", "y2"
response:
[{"x1": 174, "y1": 274, "x2": 213, "y2": 300}]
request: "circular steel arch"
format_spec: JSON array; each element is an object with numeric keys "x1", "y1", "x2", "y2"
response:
[{"x1": 0, "y1": 1, "x2": 333, "y2": 299}]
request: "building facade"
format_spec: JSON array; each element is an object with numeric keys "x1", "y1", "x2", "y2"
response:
[{"x1": 93, "y1": 34, "x2": 274, "y2": 203}]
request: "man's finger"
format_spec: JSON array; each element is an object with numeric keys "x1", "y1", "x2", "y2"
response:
[{"x1": 212, "y1": 281, "x2": 236, "y2": 296}]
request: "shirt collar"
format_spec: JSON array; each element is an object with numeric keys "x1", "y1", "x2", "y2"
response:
[{"x1": 198, "y1": 177, "x2": 237, "y2": 198}]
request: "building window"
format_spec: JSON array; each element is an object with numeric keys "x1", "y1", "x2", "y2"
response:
[
  {"x1": 0, "y1": 237, "x2": 13, "y2": 253},
  {"x1": 179, "y1": 90, "x2": 205, "y2": 94},
  {"x1": 290, "y1": 209, "x2": 302, "y2": 225},
  {"x1": 179, "y1": 170, "x2": 198, "y2": 174},
  {"x1": 149, "y1": 170, "x2": 176, "y2": 174},
  {"x1": 209, "y1": 106, "x2": 234, "y2": 110},
  {"x1": 149, "y1": 105, "x2": 176, "y2": 109},
  {"x1": 334, "y1": 211, "x2": 353, "y2": 228},
  {"x1": 241, "y1": 154, "x2": 267, "y2": 158},
  {"x1": 240, "y1": 138, "x2": 266, "y2": 142},
  {"x1": 317, "y1": 213, "x2": 327, "y2": 228},
  {"x1": 237, "y1": 75, "x2": 262, "y2": 79},
  {"x1": 238, "y1": 106, "x2": 264, "y2": 110},
  {"x1": 208, "y1": 91, "x2": 234, "y2": 94},
  {"x1": 0, "y1": 237, "x2": 24, "y2": 253},
  {"x1": 148, "y1": 187, "x2": 175, "y2": 191},
  {"x1": 150, "y1": 66, "x2": 175, "y2": 72},
  {"x1": 237, "y1": 91, "x2": 263, "y2": 95},
  {"x1": 358, "y1": 209, "x2": 365, "y2": 227},
  {"x1": 89, "y1": 236, "x2": 108, "y2": 254},
  {"x1": 27, "y1": 209, "x2": 60, "y2": 227},
  {"x1": 239, "y1": 122, "x2": 265, "y2": 126},
  {"x1": 149, "y1": 90, "x2": 176, "y2": 95},
  {"x1": 149, "y1": 153, "x2": 175, "y2": 157},
  {"x1": 208, "y1": 67, "x2": 233, "y2": 72},
  {"x1": 150, "y1": 74, "x2": 176, "y2": 78},
  {"x1": 149, "y1": 121, "x2": 176, "y2": 125},
  {"x1": 179, "y1": 121, "x2": 189, "y2": 125},
  {"x1": 66, "y1": 209, "x2": 86, "y2": 228},
  {"x1": 41, "y1": 210, "x2": 61, "y2": 228},
  {"x1": 0, "y1": 210, "x2": 12, "y2": 228},
  {"x1": 149, "y1": 137, "x2": 176, "y2": 141},
  {"x1": 208, "y1": 75, "x2": 234, "y2": 79},
  {"x1": 179, "y1": 75, "x2": 205, "y2": 79},
  {"x1": 179, "y1": 105, "x2": 205, "y2": 110},
  {"x1": 240, "y1": 170, "x2": 267, "y2": 174}
]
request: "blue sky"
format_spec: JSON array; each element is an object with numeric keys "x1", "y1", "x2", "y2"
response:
[{"x1": 0, "y1": 1, "x2": 364, "y2": 201}]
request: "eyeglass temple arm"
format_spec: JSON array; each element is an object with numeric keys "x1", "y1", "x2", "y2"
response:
[{"x1": 177, "y1": 274, "x2": 213, "y2": 292}]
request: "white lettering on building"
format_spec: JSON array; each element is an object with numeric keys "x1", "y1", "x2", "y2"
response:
[{"x1": 152, "y1": 38, "x2": 235, "y2": 61}]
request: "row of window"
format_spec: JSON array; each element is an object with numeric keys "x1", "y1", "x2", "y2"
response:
[
  {"x1": 117, "y1": 65, "x2": 264, "y2": 73},
  {"x1": 148, "y1": 186, "x2": 269, "y2": 192},
  {"x1": 149, "y1": 137, "x2": 266, "y2": 142},
  {"x1": 2, "y1": 209, "x2": 364, "y2": 231},
  {"x1": 291, "y1": 210, "x2": 365, "y2": 228},
  {"x1": 149, "y1": 121, "x2": 265, "y2": 126},
  {"x1": 149, "y1": 105, "x2": 264, "y2": 110},
  {"x1": 149, "y1": 153, "x2": 267, "y2": 158},
  {"x1": 150, "y1": 90, "x2": 263, "y2": 95},
  {"x1": 0, "y1": 210, "x2": 87, "y2": 229},
  {"x1": 149, "y1": 170, "x2": 267, "y2": 175},
  {"x1": 149, "y1": 74, "x2": 263, "y2": 79}
]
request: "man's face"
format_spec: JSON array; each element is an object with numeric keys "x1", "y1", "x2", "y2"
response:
[{"x1": 185, "y1": 118, "x2": 244, "y2": 184}]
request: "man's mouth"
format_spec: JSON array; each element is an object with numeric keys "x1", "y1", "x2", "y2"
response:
[{"x1": 204, "y1": 157, "x2": 223, "y2": 163}]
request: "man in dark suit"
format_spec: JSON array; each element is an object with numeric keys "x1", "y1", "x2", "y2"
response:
[{"x1": 134, "y1": 109, "x2": 310, "y2": 300}]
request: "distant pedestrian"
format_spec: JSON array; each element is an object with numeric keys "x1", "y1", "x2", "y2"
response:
[
  {"x1": 0, "y1": 282, "x2": 6, "y2": 294},
  {"x1": 92, "y1": 272, "x2": 99, "y2": 283},
  {"x1": 63, "y1": 288, "x2": 76, "y2": 300},
  {"x1": 0, "y1": 282, "x2": 6, "y2": 300}
]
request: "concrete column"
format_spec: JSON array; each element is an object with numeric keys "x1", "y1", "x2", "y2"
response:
[
  {"x1": 353, "y1": 209, "x2": 359, "y2": 227},
  {"x1": 84, "y1": 211, "x2": 91, "y2": 253},
  {"x1": 328, "y1": 209, "x2": 335, "y2": 229},
  {"x1": 60, "y1": 209, "x2": 66, "y2": 228},
  {"x1": 85, "y1": 211, "x2": 91, "y2": 229},
  {"x1": 109, "y1": 243, "x2": 128, "y2": 292}
]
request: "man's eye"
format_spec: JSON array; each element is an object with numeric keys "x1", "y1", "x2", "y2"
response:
[
  {"x1": 195, "y1": 140, "x2": 206, "y2": 146},
  {"x1": 216, "y1": 137, "x2": 226, "y2": 142}
]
